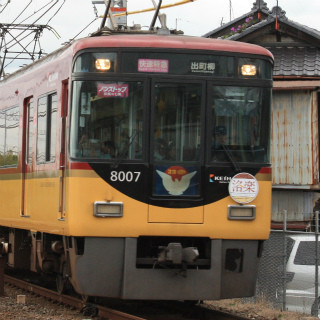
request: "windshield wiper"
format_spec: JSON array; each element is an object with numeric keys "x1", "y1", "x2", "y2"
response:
[
  {"x1": 221, "y1": 144, "x2": 241, "y2": 173},
  {"x1": 112, "y1": 129, "x2": 138, "y2": 169}
]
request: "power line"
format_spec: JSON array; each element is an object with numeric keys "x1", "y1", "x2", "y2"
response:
[
  {"x1": 0, "y1": 1, "x2": 62, "y2": 77},
  {"x1": 18, "y1": 0, "x2": 57, "y2": 24},
  {"x1": 0, "y1": 0, "x2": 10, "y2": 15},
  {"x1": 70, "y1": 17, "x2": 99, "y2": 42},
  {"x1": 11, "y1": 0, "x2": 32, "y2": 24},
  {"x1": 45, "y1": 0, "x2": 66, "y2": 25}
]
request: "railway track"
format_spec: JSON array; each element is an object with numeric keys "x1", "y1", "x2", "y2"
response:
[
  {"x1": 4, "y1": 274, "x2": 144, "y2": 320},
  {"x1": 4, "y1": 274, "x2": 252, "y2": 320}
]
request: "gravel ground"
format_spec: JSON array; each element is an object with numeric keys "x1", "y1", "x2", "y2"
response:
[
  {"x1": 0, "y1": 284, "x2": 319, "y2": 320},
  {"x1": 0, "y1": 284, "x2": 91, "y2": 320}
]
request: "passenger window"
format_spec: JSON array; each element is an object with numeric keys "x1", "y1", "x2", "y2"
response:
[
  {"x1": 26, "y1": 99, "x2": 34, "y2": 164},
  {"x1": 36, "y1": 93, "x2": 57, "y2": 163},
  {"x1": 0, "y1": 106, "x2": 19, "y2": 167}
]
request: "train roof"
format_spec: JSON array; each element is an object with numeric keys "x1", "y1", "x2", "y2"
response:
[
  {"x1": 1, "y1": 33, "x2": 273, "y2": 83},
  {"x1": 73, "y1": 34, "x2": 273, "y2": 59}
]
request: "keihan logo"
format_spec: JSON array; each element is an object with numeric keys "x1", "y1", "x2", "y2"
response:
[
  {"x1": 209, "y1": 174, "x2": 231, "y2": 183},
  {"x1": 156, "y1": 166, "x2": 196, "y2": 195}
]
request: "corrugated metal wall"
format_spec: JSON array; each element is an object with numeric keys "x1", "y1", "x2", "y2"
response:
[
  {"x1": 271, "y1": 190, "x2": 318, "y2": 222},
  {"x1": 271, "y1": 90, "x2": 319, "y2": 186},
  {"x1": 312, "y1": 92, "x2": 319, "y2": 185}
]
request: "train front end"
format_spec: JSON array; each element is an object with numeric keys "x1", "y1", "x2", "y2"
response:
[{"x1": 65, "y1": 35, "x2": 273, "y2": 300}]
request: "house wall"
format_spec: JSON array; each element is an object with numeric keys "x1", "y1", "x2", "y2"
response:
[
  {"x1": 252, "y1": 33, "x2": 297, "y2": 44},
  {"x1": 271, "y1": 90, "x2": 320, "y2": 222},
  {"x1": 271, "y1": 90, "x2": 319, "y2": 186},
  {"x1": 271, "y1": 190, "x2": 320, "y2": 222}
]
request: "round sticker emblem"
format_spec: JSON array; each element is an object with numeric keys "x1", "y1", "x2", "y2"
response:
[{"x1": 228, "y1": 172, "x2": 259, "y2": 204}]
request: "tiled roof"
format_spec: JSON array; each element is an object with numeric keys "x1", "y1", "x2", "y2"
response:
[
  {"x1": 220, "y1": 16, "x2": 320, "y2": 44},
  {"x1": 203, "y1": 0, "x2": 271, "y2": 38},
  {"x1": 203, "y1": 1, "x2": 320, "y2": 78},
  {"x1": 268, "y1": 46, "x2": 320, "y2": 77},
  {"x1": 283, "y1": 19, "x2": 320, "y2": 40},
  {"x1": 224, "y1": 19, "x2": 272, "y2": 41}
]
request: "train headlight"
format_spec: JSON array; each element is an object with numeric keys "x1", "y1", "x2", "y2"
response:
[
  {"x1": 228, "y1": 205, "x2": 256, "y2": 220},
  {"x1": 241, "y1": 64, "x2": 257, "y2": 76},
  {"x1": 95, "y1": 59, "x2": 111, "y2": 71},
  {"x1": 94, "y1": 201, "x2": 123, "y2": 217}
]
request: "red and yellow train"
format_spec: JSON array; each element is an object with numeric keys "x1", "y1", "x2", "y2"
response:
[{"x1": 0, "y1": 29, "x2": 273, "y2": 300}]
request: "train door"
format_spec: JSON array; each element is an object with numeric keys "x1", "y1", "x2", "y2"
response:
[
  {"x1": 148, "y1": 80, "x2": 205, "y2": 223},
  {"x1": 21, "y1": 97, "x2": 34, "y2": 216},
  {"x1": 59, "y1": 80, "x2": 68, "y2": 219}
]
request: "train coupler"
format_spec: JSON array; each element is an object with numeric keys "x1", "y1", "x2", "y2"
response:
[{"x1": 158, "y1": 242, "x2": 199, "y2": 265}]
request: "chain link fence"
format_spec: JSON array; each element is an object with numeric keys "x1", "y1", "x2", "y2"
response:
[{"x1": 255, "y1": 211, "x2": 320, "y2": 317}]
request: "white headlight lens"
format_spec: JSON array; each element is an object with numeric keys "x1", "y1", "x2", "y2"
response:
[
  {"x1": 241, "y1": 64, "x2": 257, "y2": 76},
  {"x1": 95, "y1": 59, "x2": 111, "y2": 71}
]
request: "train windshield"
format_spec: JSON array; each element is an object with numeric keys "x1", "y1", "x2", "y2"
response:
[
  {"x1": 70, "y1": 81, "x2": 144, "y2": 160},
  {"x1": 210, "y1": 86, "x2": 271, "y2": 163},
  {"x1": 69, "y1": 81, "x2": 271, "y2": 166}
]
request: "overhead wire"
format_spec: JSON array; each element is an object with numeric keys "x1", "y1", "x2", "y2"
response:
[
  {"x1": 70, "y1": 17, "x2": 99, "y2": 42},
  {"x1": 18, "y1": 0, "x2": 57, "y2": 24},
  {"x1": 4, "y1": 0, "x2": 53, "y2": 47},
  {"x1": 11, "y1": 0, "x2": 33, "y2": 24},
  {"x1": 0, "y1": 0, "x2": 10, "y2": 15},
  {"x1": 25, "y1": 0, "x2": 59, "y2": 25},
  {"x1": 5, "y1": 0, "x2": 61, "y2": 48},
  {"x1": 45, "y1": 0, "x2": 66, "y2": 26}
]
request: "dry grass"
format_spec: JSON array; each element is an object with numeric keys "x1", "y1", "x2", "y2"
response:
[{"x1": 205, "y1": 298, "x2": 319, "y2": 320}]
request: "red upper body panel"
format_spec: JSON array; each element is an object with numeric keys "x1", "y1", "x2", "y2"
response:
[{"x1": 73, "y1": 34, "x2": 273, "y2": 59}]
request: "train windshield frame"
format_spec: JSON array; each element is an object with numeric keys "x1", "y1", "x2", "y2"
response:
[{"x1": 70, "y1": 50, "x2": 272, "y2": 170}]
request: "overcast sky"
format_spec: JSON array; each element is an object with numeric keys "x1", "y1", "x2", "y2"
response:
[{"x1": 1, "y1": 0, "x2": 320, "y2": 73}]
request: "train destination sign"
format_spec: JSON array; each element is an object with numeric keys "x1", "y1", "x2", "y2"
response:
[
  {"x1": 121, "y1": 52, "x2": 234, "y2": 77},
  {"x1": 190, "y1": 61, "x2": 216, "y2": 74},
  {"x1": 138, "y1": 59, "x2": 169, "y2": 73}
]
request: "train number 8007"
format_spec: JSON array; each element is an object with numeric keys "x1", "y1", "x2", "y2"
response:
[{"x1": 110, "y1": 171, "x2": 141, "y2": 182}]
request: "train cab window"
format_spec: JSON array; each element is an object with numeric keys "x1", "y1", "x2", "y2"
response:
[
  {"x1": 0, "y1": 106, "x2": 19, "y2": 167},
  {"x1": 70, "y1": 81, "x2": 144, "y2": 161},
  {"x1": 36, "y1": 93, "x2": 57, "y2": 164},
  {"x1": 152, "y1": 83, "x2": 202, "y2": 196},
  {"x1": 210, "y1": 86, "x2": 271, "y2": 164}
]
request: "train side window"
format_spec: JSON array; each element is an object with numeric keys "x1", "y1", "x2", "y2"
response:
[
  {"x1": 26, "y1": 99, "x2": 34, "y2": 164},
  {"x1": 0, "y1": 106, "x2": 19, "y2": 167},
  {"x1": 36, "y1": 93, "x2": 57, "y2": 164},
  {"x1": 49, "y1": 94, "x2": 57, "y2": 162}
]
